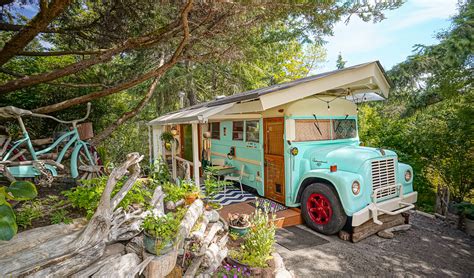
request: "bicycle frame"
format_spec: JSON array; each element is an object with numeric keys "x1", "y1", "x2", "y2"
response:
[{"x1": 2, "y1": 116, "x2": 95, "y2": 178}]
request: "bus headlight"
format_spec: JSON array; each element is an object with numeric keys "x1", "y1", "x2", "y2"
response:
[
  {"x1": 352, "y1": 181, "x2": 361, "y2": 195},
  {"x1": 404, "y1": 170, "x2": 412, "y2": 182}
]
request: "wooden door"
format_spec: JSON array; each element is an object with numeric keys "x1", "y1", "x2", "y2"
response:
[{"x1": 264, "y1": 118, "x2": 285, "y2": 204}]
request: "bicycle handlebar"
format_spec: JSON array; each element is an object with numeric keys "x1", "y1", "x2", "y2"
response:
[{"x1": 31, "y1": 102, "x2": 91, "y2": 125}]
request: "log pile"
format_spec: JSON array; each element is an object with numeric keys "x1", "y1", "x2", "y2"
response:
[{"x1": 0, "y1": 152, "x2": 229, "y2": 277}]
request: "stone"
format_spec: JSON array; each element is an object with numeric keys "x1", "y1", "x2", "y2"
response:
[
  {"x1": 204, "y1": 210, "x2": 220, "y2": 223},
  {"x1": 338, "y1": 230, "x2": 351, "y2": 241},
  {"x1": 377, "y1": 230, "x2": 394, "y2": 239}
]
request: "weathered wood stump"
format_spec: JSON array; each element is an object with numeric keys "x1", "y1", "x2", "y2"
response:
[{"x1": 352, "y1": 214, "x2": 406, "y2": 243}]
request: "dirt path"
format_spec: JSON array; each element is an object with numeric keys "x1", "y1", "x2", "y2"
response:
[{"x1": 277, "y1": 212, "x2": 474, "y2": 277}]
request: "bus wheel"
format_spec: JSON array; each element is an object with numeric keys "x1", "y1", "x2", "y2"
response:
[{"x1": 301, "y1": 183, "x2": 347, "y2": 235}]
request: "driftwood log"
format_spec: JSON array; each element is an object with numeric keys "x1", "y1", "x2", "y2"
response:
[{"x1": 0, "y1": 152, "x2": 145, "y2": 277}]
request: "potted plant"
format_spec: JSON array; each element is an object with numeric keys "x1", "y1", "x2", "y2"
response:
[
  {"x1": 228, "y1": 213, "x2": 251, "y2": 236},
  {"x1": 182, "y1": 181, "x2": 200, "y2": 205},
  {"x1": 454, "y1": 202, "x2": 474, "y2": 236},
  {"x1": 227, "y1": 201, "x2": 276, "y2": 273},
  {"x1": 160, "y1": 131, "x2": 178, "y2": 152},
  {"x1": 142, "y1": 212, "x2": 181, "y2": 255},
  {"x1": 203, "y1": 168, "x2": 229, "y2": 211}
]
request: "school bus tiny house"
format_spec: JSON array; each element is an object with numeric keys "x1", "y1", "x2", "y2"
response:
[{"x1": 148, "y1": 61, "x2": 417, "y2": 235}]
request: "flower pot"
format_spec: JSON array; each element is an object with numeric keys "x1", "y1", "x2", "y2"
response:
[
  {"x1": 185, "y1": 194, "x2": 198, "y2": 205},
  {"x1": 464, "y1": 217, "x2": 474, "y2": 236},
  {"x1": 206, "y1": 201, "x2": 223, "y2": 211},
  {"x1": 229, "y1": 224, "x2": 250, "y2": 237},
  {"x1": 143, "y1": 232, "x2": 174, "y2": 255}
]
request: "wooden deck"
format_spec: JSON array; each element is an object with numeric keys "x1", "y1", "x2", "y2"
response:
[{"x1": 219, "y1": 201, "x2": 303, "y2": 228}]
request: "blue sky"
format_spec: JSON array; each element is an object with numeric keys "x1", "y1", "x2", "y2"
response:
[{"x1": 318, "y1": 0, "x2": 460, "y2": 72}]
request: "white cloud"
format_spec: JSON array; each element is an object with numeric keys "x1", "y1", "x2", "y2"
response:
[
  {"x1": 317, "y1": 0, "x2": 458, "y2": 72},
  {"x1": 391, "y1": 0, "x2": 458, "y2": 30}
]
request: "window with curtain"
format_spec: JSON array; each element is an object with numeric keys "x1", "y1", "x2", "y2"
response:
[{"x1": 246, "y1": 120, "x2": 259, "y2": 142}]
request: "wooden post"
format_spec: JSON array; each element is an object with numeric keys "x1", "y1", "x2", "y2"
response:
[
  {"x1": 192, "y1": 123, "x2": 200, "y2": 187},
  {"x1": 151, "y1": 125, "x2": 162, "y2": 163},
  {"x1": 171, "y1": 137, "x2": 177, "y2": 181}
]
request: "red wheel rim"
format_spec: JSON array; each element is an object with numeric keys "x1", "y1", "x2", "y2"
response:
[{"x1": 306, "y1": 193, "x2": 333, "y2": 225}]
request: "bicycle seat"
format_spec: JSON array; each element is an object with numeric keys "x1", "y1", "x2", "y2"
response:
[{"x1": 0, "y1": 106, "x2": 32, "y2": 118}]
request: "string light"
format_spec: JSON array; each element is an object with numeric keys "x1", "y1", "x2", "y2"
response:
[{"x1": 314, "y1": 95, "x2": 339, "y2": 112}]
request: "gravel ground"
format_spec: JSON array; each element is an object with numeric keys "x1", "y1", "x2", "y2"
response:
[{"x1": 277, "y1": 212, "x2": 474, "y2": 277}]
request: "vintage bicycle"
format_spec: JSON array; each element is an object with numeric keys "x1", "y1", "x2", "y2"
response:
[{"x1": 0, "y1": 103, "x2": 103, "y2": 185}]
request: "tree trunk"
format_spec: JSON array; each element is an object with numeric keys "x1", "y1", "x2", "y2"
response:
[
  {"x1": 0, "y1": 153, "x2": 145, "y2": 277},
  {"x1": 0, "y1": 0, "x2": 72, "y2": 67},
  {"x1": 0, "y1": 20, "x2": 181, "y2": 95}
]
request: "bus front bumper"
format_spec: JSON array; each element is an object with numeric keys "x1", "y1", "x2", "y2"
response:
[{"x1": 352, "y1": 189, "x2": 418, "y2": 227}]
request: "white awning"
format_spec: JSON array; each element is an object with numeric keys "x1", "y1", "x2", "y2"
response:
[
  {"x1": 148, "y1": 103, "x2": 234, "y2": 126},
  {"x1": 345, "y1": 92, "x2": 385, "y2": 103}
]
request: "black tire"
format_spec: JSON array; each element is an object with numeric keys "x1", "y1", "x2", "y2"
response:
[{"x1": 301, "y1": 183, "x2": 347, "y2": 235}]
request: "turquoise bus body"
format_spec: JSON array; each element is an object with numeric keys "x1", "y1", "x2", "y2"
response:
[{"x1": 208, "y1": 116, "x2": 415, "y2": 217}]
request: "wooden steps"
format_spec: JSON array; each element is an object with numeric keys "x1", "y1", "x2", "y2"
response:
[{"x1": 219, "y1": 202, "x2": 303, "y2": 228}]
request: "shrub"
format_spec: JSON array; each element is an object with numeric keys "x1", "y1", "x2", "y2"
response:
[
  {"x1": 50, "y1": 209, "x2": 73, "y2": 225},
  {"x1": 162, "y1": 180, "x2": 200, "y2": 203},
  {"x1": 0, "y1": 181, "x2": 38, "y2": 240},
  {"x1": 233, "y1": 200, "x2": 276, "y2": 268},
  {"x1": 15, "y1": 200, "x2": 42, "y2": 229},
  {"x1": 63, "y1": 176, "x2": 152, "y2": 219}
]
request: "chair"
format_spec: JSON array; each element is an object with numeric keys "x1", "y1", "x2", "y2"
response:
[{"x1": 223, "y1": 164, "x2": 245, "y2": 195}]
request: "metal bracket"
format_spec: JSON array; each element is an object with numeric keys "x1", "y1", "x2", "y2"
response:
[{"x1": 369, "y1": 184, "x2": 415, "y2": 225}]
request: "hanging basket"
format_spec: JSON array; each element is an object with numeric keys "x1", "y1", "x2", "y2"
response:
[{"x1": 77, "y1": 122, "x2": 94, "y2": 140}]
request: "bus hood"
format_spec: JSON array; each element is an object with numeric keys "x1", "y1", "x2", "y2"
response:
[{"x1": 305, "y1": 145, "x2": 397, "y2": 172}]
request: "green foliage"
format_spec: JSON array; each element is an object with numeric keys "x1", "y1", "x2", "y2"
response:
[
  {"x1": 160, "y1": 131, "x2": 175, "y2": 143},
  {"x1": 453, "y1": 202, "x2": 474, "y2": 220},
  {"x1": 141, "y1": 209, "x2": 186, "y2": 252},
  {"x1": 149, "y1": 158, "x2": 171, "y2": 186},
  {"x1": 233, "y1": 201, "x2": 276, "y2": 268},
  {"x1": 15, "y1": 201, "x2": 43, "y2": 229},
  {"x1": 203, "y1": 168, "x2": 231, "y2": 202},
  {"x1": 162, "y1": 182, "x2": 187, "y2": 203},
  {"x1": 63, "y1": 176, "x2": 152, "y2": 219},
  {"x1": 0, "y1": 181, "x2": 38, "y2": 241},
  {"x1": 336, "y1": 52, "x2": 346, "y2": 69},
  {"x1": 50, "y1": 209, "x2": 73, "y2": 225}
]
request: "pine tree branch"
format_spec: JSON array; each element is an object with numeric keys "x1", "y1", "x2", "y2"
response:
[
  {"x1": 0, "y1": 67, "x2": 106, "y2": 88},
  {"x1": 32, "y1": 0, "x2": 194, "y2": 115},
  {"x1": 91, "y1": 77, "x2": 160, "y2": 145},
  {"x1": 17, "y1": 50, "x2": 108, "y2": 56},
  {"x1": 0, "y1": 0, "x2": 73, "y2": 67},
  {"x1": 0, "y1": 20, "x2": 181, "y2": 95}
]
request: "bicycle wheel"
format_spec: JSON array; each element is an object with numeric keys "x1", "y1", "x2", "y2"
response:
[{"x1": 76, "y1": 145, "x2": 104, "y2": 180}]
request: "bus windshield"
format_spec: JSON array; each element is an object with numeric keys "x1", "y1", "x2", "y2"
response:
[{"x1": 294, "y1": 118, "x2": 357, "y2": 141}]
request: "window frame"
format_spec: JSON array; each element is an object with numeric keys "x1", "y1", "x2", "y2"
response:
[
  {"x1": 232, "y1": 121, "x2": 244, "y2": 141},
  {"x1": 245, "y1": 120, "x2": 260, "y2": 143},
  {"x1": 210, "y1": 122, "x2": 220, "y2": 140}
]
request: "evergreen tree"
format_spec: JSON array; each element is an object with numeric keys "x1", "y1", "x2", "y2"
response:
[{"x1": 336, "y1": 52, "x2": 346, "y2": 69}]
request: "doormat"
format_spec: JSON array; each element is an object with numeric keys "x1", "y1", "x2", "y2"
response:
[
  {"x1": 248, "y1": 198, "x2": 287, "y2": 213},
  {"x1": 276, "y1": 226, "x2": 329, "y2": 251}
]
